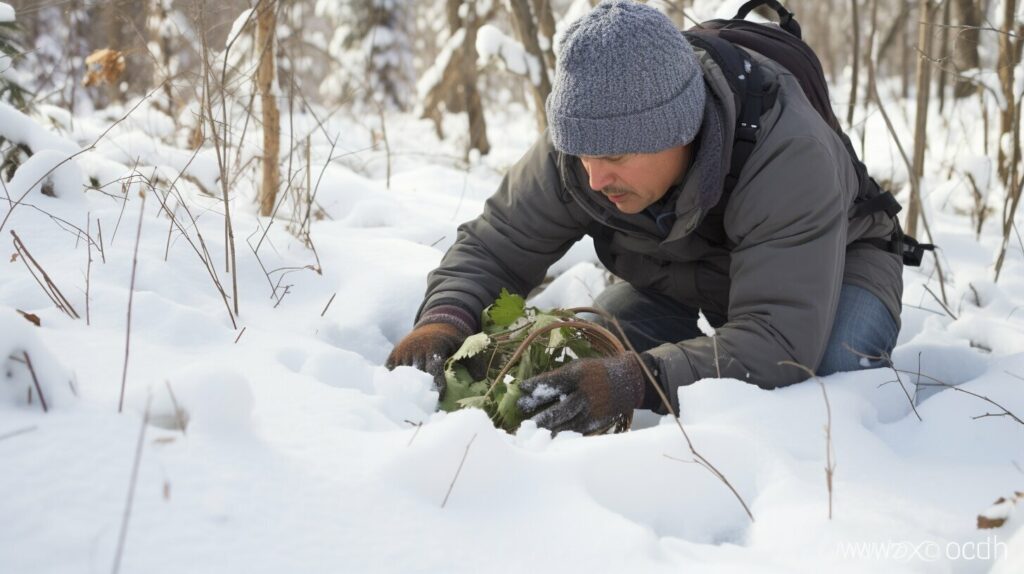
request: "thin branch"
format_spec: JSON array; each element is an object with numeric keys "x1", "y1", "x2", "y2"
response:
[
  {"x1": 441, "y1": 432, "x2": 477, "y2": 508},
  {"x1": 569, "y1": 306, "x2": 755, "y2": 522},
  {"x1": 23, "y1": 351, "x2": 47, "y2": 413},
  {"x1": 0, "y1": 425, "x2": 37, "y2": 442},
  {"x1": 118, "y1": 192, "x2": 147, "y2": 413},
  {"x1": 164, "y1": 380, "x2": 187, "y2": 436},
  {"x1": 899, "y1": 369, "x2": 1023, "y2": 426},
  {"x1": 320, "y1": 293, "x2": 336, "y2": 317},
  {"x1": 111, "y1": 393, "x2": 152, "y2": 574},
  {"x1": 843, "y1": 344, "x2": 924, "y2": 421},
  {"x1": 11, "y1": 230, "x2": 80, "y2": 319},
  {"x1": 923, "y1": 284, "x2": 958, "y2": 319},
  {"x1": 404, "y1": 419, "x2": 424, "y2": 447},
  {"x1": 779, "y1": 361, "x2": 836, "y2": 520},
  {"x1": 0, "y1": 82, "x2": 170, "y2": 235}
]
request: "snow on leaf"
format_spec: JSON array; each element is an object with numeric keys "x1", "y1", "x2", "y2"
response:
[
  {"x1": 451, "y1": 332, "x2": 491, "y2": 362},
  {"x1": 977, "y1": 491, "x2": 1023, "y2": 529}
]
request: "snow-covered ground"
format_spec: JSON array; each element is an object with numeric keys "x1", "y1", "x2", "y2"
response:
[{"x1": 1, "y1": 75, "x2": 1024, "y2": 573}]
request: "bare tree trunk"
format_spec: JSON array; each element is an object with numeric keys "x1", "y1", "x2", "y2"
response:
[
  {"x1": 997, "y1": 0, "x2": 1020, "y2": 190},
  {"x1": 908, "y1": 0, "x2": 937, "y2": 238},
  {"x1": 257, "y1": 0, "x2": 281, "y2": 217},
  {"x1": 862, "y1": 0, "x2": 880, "y2": 158},
  {"x1": 877, "y1": 1, "x2": 910, "y2": 67},
  {"x1": 103, "y1": 0, "x2": 124, "y2": 106},
  {"x1": 462, "y1": 1, "x2": 490, "y2": 156},
  {"x1": 508, "y1": 0, "x2": 553, "y2": 132},
  {"x1": 936, "y1": 0, "x2": 951, "y2": 113},
  {"x1": 901, "y1": 6, "x2": 911, "y2": 100},
  {"x1": 952, "y1": 0, "x2": 982, "y2": 98},
  {"x1": 847, "y1": 0, "x2": 861, "y2": 128},
  {"x1": 146, "y1": 0, "x2": 174, "y2": 115},
  {"x1": 530, "y1": 0, "x2": 557, "y2": 72}
]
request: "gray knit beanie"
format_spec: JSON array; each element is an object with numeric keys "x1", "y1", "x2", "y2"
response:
[{"x1": 546, "y1": 0, "x2": 705, "y2": 156}]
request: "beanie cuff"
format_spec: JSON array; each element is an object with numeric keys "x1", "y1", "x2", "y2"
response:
[{"x1": 548, "y1": 78, "x2": 705, "y2": 157}]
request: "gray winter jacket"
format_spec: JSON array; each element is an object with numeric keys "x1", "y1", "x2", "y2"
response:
[{"x1": 416, "y1": 47, "x2": 903, "y2": 409}]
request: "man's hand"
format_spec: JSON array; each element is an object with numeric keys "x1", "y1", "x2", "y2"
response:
[
  {"x1": 516, "y1": 354, "x2": 646, "y2": 435},
  {"x1": 386, "y1": 321, "x2": 469, "y2": 398}
]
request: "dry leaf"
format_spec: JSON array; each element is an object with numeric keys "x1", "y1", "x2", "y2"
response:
[
  {"x1": 16, "y1": 310, "x2": 40, "y2": 327},
  {"x1": 978, "y1": 492, "x2": 1023, "y2": 529},
  {"x1": 83, "y1": 49, "x2": 126, "y2": 87},
  {"x1": 10, "y1": 252, "x2": 18, "y2": 262}
]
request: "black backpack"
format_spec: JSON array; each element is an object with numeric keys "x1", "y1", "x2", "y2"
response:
[{"x1": 682, "y1": 0, "x2": 934, "y2": 266}]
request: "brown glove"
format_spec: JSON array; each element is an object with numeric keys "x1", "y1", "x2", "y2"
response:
[
  {"x1": 516, "y1": 354, "x2": 647, "y2": 435},
  {"x1": 386, "y1": 305, "x2": 476, "y2": 397}
]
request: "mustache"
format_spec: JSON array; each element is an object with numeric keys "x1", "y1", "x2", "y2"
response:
[{"x1": 600, "y1": 186, "x2": 632, "y2": 196}]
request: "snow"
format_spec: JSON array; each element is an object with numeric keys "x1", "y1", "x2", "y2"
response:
[
  {"x1": 6, "y1": 148, "x2": 85, "y2": 201},
  {"x1": 477, "y1": 24, "x2": 542, "y2": 87},
  {"x1": 0, "y1": 3, "x2": 13, "y2": 24},
  {"x1": 416, "y1": 28, "x2": 465, "y2": 102},
  {"x1": 1, "y1": 22, "x2": 1023, "y2": 574}
]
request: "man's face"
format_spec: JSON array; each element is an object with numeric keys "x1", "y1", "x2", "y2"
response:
[{"x1": 579, "y1": 144, "x2": 691, "y2": 214}]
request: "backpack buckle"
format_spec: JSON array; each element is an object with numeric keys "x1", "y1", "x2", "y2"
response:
[{"x1": 736, "y1": 122, "x2": 758, "y2": 143}]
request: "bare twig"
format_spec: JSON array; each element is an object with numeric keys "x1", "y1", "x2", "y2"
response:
[
  {"x1": 441, "y1": 432, "x2": 477, "y2": 508},
  {"x1": 234, "y1": 327, "x2": 246, "y2": 344},
  {"x1": 570, "y1": 306, "x2": 755, "y2": 522},
  {"x1": 164, "y1": 380, "x2": 186, "y2": 435},
  {"x1": 779, "y1": 361, "x2": 835, "y2": 519},
  {"x1": 118, "y1": 192, "x2": 147, "y2": 413},
  {"x1": 320, "y1": 293, "x2": 336, "y2": 317},
  {"x1": 404, "y1": 419, "x2": 424, "y2": 447},
  {"x1": 150, "y1": 180, "x2": 236, "y2": 329},
  {"x1": 899, "y1": 369, "x2": 1023, "y2": 426},
  {"x1": 923, "y1": 284, "x2": 958, "y2": 319},
  {"x1": 11, "y1": 230, "x2": 80, "y2": 319},
  {"x1": 111, "y1": 393, "x2": 152, "y2": 574},
  {"x1": 662, "y1": 454, "x2": 698, "y2": 464},
  {"x1": 97, "y1": 218, "x2": 107, "y2": 264},
  {"x1": 843, "y1": 344, "x2": 923, "y2": 421},
  {"x1": 0, "y1": 82, "x2": 169, "y2": 235},
  {"x1": 0, "y1": 425, "x2": 37, "y2": 442},
  {"x1": 86, "y1": 214, "x2": 93, "y2": 325},
  {"x1": 22, "y1": 352, "x2": 47, "y2": 413}
]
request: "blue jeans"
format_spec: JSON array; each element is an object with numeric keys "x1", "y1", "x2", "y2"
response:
[{"x1": 593, "y1": 282, "x2": 898, "y2": 376}]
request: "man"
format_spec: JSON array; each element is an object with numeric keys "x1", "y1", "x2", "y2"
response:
[{"x1": 386, "y1": 0, "x2": 902, "y2": 434}]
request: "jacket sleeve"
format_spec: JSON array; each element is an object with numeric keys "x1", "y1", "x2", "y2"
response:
[
  {"x1": 417, "y1": 134, "x2": 589, "y2": 326},
  {"x1": 646, "y1": 136, "x2": 849, "y2": 410}
]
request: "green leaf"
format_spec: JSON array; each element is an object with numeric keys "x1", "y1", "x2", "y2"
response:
[
  {"x1": 566, "y1": 336, "x2": 600, "y2": 360},
  {"x1": 489, "y1": 288, "x2": 526, "y2": 327},
  {"x1": 528, "y1": 313, "x2": 561, "y2": 334},
  {"x1": 439, "y1": 363, "x2": 488, "y2": 412},
  {"x1": 548, "y1": 325, "x2": 568, "y2": 349},
  {"x1": 495, "y1": 380, "x2": 525, "y2": 432},
  {"x1": 451, "y1": 332, "x2": 491, "y2": 362},
  {"x1": 457, "y1": 396, "x2": 491, "y2": 410}
]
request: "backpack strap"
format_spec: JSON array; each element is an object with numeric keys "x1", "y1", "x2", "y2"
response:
[
  {"x1": 855, "y1": 228, "x2": 936, "y2": 267},
  {"x1": 733, "y1": 0, "x2": 802, "y2": 39},
  {"x1": 851, "y1": 185, "x2": 902, "y2": 219},
  {"x1": 683, "y1": 32, "x2": 766, "y2": 197}
]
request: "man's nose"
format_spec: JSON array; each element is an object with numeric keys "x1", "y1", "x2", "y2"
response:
[{"x1": 587, "y1": 161, "x2": 614, "y2": 191}]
